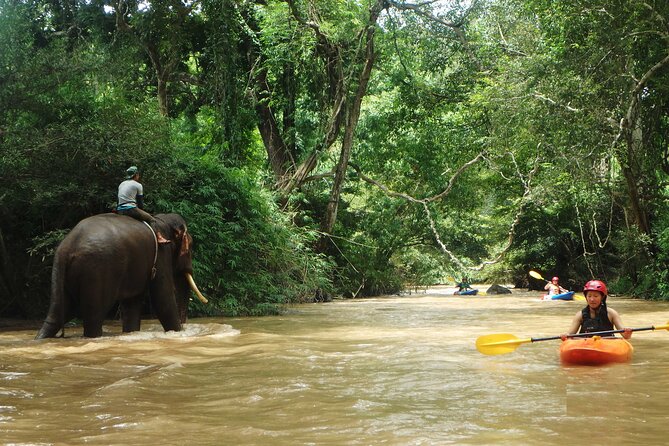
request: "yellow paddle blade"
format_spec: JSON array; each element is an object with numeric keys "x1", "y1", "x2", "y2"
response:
[
  {"x1": 574, "y1": 293, "x2": 585, "y2": 301},
  {"x1": 655, "y1": 322, "x2": 669, "y2": 331},
  {"x1": 475, "y1": 333, "x2": 532, "y2": 355},
  {"x1": 529, "y1": 270, "x2": 545, "y2": 281}
]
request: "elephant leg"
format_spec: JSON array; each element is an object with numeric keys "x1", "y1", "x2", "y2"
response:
[
  {"x1": 120, "y1": 296, "x2": 143, "y2": 332},
  {"x1": 151, "y1": 293, "x2": 182, "y2": 333},
  {"x1": 79, "y1": 278, "x2": 114, "y2": 338},
  {"x1": 80, "y1": 297, "x2": 105, "y2": 338}
]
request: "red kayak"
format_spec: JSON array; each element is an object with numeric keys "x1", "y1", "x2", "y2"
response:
[{"x1": 559, "y1": 336, "x2": 633, "y2": 365}]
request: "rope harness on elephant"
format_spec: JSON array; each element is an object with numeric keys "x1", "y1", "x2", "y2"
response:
[{"x1": 142, "y1": 221, "x2": 159, "y2": 279}]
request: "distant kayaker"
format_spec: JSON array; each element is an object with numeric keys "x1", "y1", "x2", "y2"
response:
[
  {"x1": 456, "y1": 277, "x2": 472, "y2": 292},
  {"x1": 544, "y1": 276, "x2": 567, "y2": 295},
  {"x1": 561, "y1": 280, "x2": 632, "y2": 340}
]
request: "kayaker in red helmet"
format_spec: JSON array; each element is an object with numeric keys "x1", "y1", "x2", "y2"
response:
[
  {"x1": 544, "y1": 276, "x2": 567, "y2": 296},
  {"x1": 562, "y1": 280, "x2": 632, "y2": 340}
]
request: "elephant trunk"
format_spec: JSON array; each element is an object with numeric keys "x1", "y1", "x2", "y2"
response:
[{"x1": 186, "y1": 273, "x2": 208, "y2": 304}]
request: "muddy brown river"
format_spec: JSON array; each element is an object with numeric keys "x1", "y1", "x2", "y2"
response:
[{"x1": 2, "y1": 287, "x2": 669, "y2": 445}]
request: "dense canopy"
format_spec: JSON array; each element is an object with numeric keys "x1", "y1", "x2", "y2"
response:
[{"x1": 1, "y1": 0, "x2": 669, "y2": 319}]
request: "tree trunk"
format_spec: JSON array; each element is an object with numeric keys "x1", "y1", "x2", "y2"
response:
[
  {"x1": 253, "y1": 69, "x2": 295, "y2": 184},
  {"x1": 321, "y1": 47, "x2": 376, "y2": 237},
  {"x1": 616, "y1": 51, "x2": 669, "y2": 236},
  {"x1": 620, "y1": 112, "x2": 650, "y2": 236},
  {"x1": 156, "y1": 76, "x2": 169, "y2": 117},
  {"x1": 318, "y1": 5, "x2": 384, "y2": 250}
]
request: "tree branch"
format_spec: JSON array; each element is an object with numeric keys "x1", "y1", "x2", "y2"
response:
[
  {"x1": 533, "y1": 92, "x2": 581, "y2": 112},
  {"x1": 351, "y1": 152, "x2": 539, "y2": 271},
  {"x1": 425, "y1": 152, "x2": 486, "y2": 202},
  {"x1": 386, "y1": 0, "x2": 483, "y2": 69}
]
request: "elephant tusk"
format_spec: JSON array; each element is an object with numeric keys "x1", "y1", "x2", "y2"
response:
[{"x1": 186, "y1": 273, "x2": 208, "y2": 304}]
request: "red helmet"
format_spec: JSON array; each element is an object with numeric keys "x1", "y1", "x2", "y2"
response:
[
  {"x1": 551, "y1": 276, "x2": 559, "y2": 282},
  {"x1": 584, "y1": 280, "x2": 607, "y2": 297}
]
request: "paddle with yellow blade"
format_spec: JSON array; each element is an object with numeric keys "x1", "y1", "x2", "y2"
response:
[
  {"x1": 529, "y1": 270, "x2": 584, "y2": 301},
  {"x1": 476, "y1": 322, "x2": 669, "y2": 355}
]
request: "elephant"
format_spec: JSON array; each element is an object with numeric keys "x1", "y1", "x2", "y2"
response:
[{"x1": 35, "y1": 213, "x2": 207, "y2": 339}]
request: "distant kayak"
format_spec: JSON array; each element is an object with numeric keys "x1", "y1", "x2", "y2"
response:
[
  {"x1": 454, "y1": 289, "x2": 478, "y2": 296},
  {"x1": 560, "y1": 336, "x2": 633, "y2": 366},
  {"x1": 542, "y1": 291, "x2": 574, "y2": 301}
]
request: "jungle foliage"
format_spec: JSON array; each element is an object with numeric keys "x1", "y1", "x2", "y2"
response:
[{"x1": 1, "y1": 0, "x2": 669, "y2": 320}]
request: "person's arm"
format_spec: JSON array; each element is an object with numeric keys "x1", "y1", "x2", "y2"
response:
[
  {"x1": 559, "y1": 285, "x2": 568, "y2": 293},
  {"x1": 608, "y1": 308, "x2": 632, "y2": 339},
  {"x1": 544, "y1": 283, "x2": 551, "y2": 291},
  {"x1": 135, "y1": 182, "x2": 144, "y2": 209},
  {"x1": 561, "y1": 311, "x2": 583, "y2": 340}
]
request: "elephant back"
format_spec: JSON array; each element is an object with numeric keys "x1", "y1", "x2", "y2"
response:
[{"x1": 61, "y1": 213, "x2": 157, "y2": 275}]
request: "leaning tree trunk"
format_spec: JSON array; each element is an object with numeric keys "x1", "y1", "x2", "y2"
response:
[
  {"x1": 253, "y1": 69, "x2": 296, "y2": 186},
  {"x1": 319, "y1": 22, "x2": 379, "y2": 250}
]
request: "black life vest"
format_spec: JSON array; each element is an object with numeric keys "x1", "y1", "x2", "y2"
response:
[{"x1": 579, "y1": 303, "x2": 614, "y2": 335}]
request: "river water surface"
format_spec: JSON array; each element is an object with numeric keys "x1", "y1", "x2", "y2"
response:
[{"x1": 2, "y1": 287, "x2": 669, "y2": 445}]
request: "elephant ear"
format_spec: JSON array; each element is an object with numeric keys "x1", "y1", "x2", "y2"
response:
[
  {"x1": 157, "y1": 214, "x2": 191, "y2": 256},
  {"x1": 176, "y1": 226, "x2": 192, "y2": 257}
]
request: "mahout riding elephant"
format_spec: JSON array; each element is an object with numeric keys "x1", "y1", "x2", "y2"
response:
[{"x1": 35, "y1": 213, "x2": 207, "y2": 339}]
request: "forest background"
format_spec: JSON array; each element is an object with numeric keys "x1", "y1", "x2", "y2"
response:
[{"x1": 1, "y1": 0, "x2": 669, "y2": 319}]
